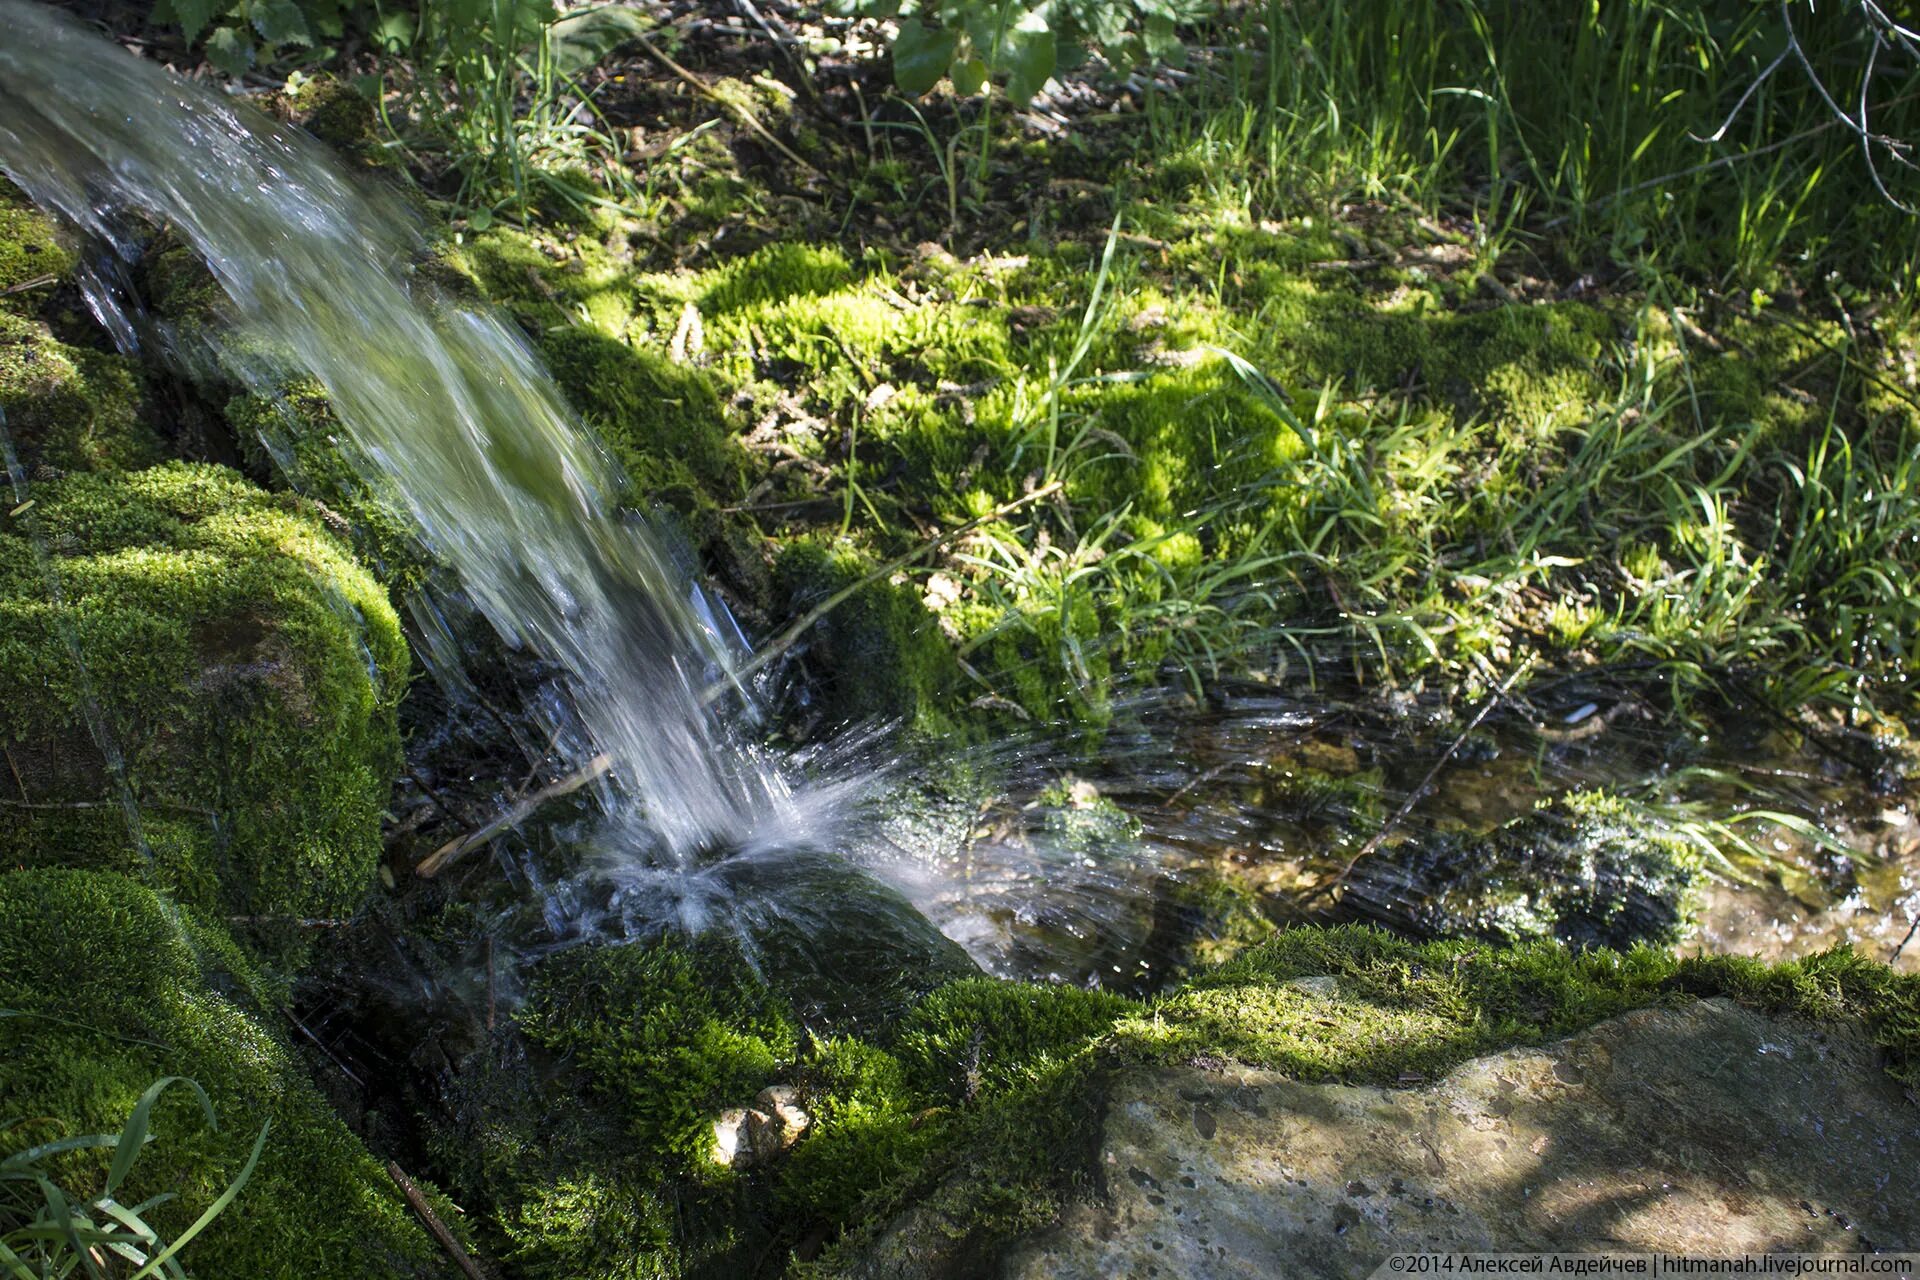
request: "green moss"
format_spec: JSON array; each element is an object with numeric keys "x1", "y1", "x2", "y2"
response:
[
  {"x1": 0, "y1": 187, "x2": 74, "y2": 312},
  {"x1": 224, "y1": 383, "x2": 433, "y2": 592},
  {"x1": 140, "y1": 242, "x2": 229, "y2": 330},
  {"x1": 521, "y1": 937, "x2": 800, "y2": 1168},
  {"x1": 436, "y1": 934, "x2": 807, "y2": 1280},
  {"x1": 535, "y1": 326, "x2": 745, "y2": 510},
  {"x1": 1150, "y1": 870, "x2": 1279, "y2": 978},
  {"x1": 771, "y1": 539, "x2": 963, "y2": 734},
  {"x1": 275, "y1": 74, "x2": 377, "y2": 150},
  {"x1": 1114, "y1": 922, "x2": 1920, "y2": 1090},
  {"x1": 0, "y1": 463, "x2": 407, "y2": 946},
  {"x1": 697, "y1": 243, "x2": 858, "y2": 316},
  {"x1": 894, "y1": 978, "x2": 1135, "y2": 1104},
  {"x1": 780, "y1": 1038, "x2": 932, "y2": 1223},
  {"x1": 0, "y1": 311, "x2": 163, "y2": 473},
  {"x1": 0, "y1": 867, "x2": 447, "y2": 1277},
  {"x1": 1343, "y1": 788, "x2": 1705, "y2": 949}
]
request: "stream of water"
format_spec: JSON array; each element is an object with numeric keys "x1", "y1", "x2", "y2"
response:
[
  {"x1": 0, "y1": 0, "x2": 883, "y2": 933},
  {"x1": 2, "y1": 1, "x2": 1914, "y2": 993}
]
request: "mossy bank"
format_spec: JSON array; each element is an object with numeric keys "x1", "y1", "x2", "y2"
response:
[
  {"x1": 0, "y1": 868, "x2": 451, "y2": 1277},
  {"x1": 0, "y1": 462, "x2": 407, "y2": 957},
  {"x1": 388, "y1": 918, "x2": 1918, "y2": 1280}
]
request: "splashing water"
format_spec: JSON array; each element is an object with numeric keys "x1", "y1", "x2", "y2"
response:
[
  {"x1": 0, "y1": 0, "x2": 860, "y2": 900},
  {"x1": 6, "y1": 3, "x2": 1911, "y2": 989}
]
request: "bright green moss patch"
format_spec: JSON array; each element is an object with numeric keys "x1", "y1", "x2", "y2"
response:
[
  {"x1": 1114, "y1": 923, "x2": 1920, "y2": 1089},
  {"x1": 0, "y1": 187, "x2": 74, "y2": 311},
  {"x1": 434, "y1": 936, "x2": 803, "y2": 1280},
  {"x1": 894, "y1": 979, "x2": 1135, "y2": 1103},
  {"x1": 224, "y1": 381, "x2": 435, "y2": 592},
  {"x1": 0, "y1": 867, "x2": 446, "y2": 1278},
  {"x1": 521, "y1": 937, "x2": 800, "y2": 1168},
  {"x1": 780, "y1": 1037, "x2": 933, "y2": 1223},
  {"x1": 536, "y1": 326, "x2": 745, "y2": 509},
  {"x1": 0, "y1": 462, "x2": 407, "y2": 941}
]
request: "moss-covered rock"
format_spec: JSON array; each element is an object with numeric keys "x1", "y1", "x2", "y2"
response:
[
  {"x1": 1341, "y1": 789, "x2": 1703, "y2": 949},
  {"x1": 427, "y1": 934, "x2": 801, "y2": 1280},
  {"x1": 536, "y1": 325, "x2": 746, "y2": 511},
  {"x1": 270, "y1": 73, "x2": 379, "y2": 151},
  {"x1": 0, "y1": 462, "x2": 407, "y2": 942},
  {"x1": 771, "y1": 539, "x2": 962, "y2": 733},
  {"x1": 0, "y1": 310, "x2": 163, "y2": 473},
  {"x1": 0, "y1": 867, "x2": 449, "y2": 1278},
  {"x1": 821, "y1": 925, "x2": 1920, "y2": 1278},
  {"x1": 223, "y1": 382, "x2": 435, "y2": 593},
  {"x1": 0, "y1": 189, "x2": 163, "y2": 473},
  {"x1": 0, "y1": 186, "x2": 74, "y2": 310}
]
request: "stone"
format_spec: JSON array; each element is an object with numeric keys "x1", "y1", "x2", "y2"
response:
[
  {"x1": 1002, "y1": 999, "x2": 1920, "y2": 1279},
  {"x1": 757, "y1": 1083, "x2": 812, "y2": 1147},
  {"x1": 701, "y1": 1086, "x2": 810, "y2": 1172},
  {"x1": 711, "y1": 1107, "x2": 763, "y2": 1169}
]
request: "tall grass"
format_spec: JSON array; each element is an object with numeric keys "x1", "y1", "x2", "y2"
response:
[
  {"x1": 1142, "y1": 0, "x2": 1920, "y2": 298},
  {"x1": 374, "y1": 0, "x2": 653, "y2": 219}
]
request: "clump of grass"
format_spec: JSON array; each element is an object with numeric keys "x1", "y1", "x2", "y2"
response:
[
  {"x1": 1137, "y1": 0, "x2": 1920, "y2": 300},
  {"x1": 374, "y1": 0, "x2": 656, "y2": 221},
  {"x1": 0, "y1": 1074, "x2": 267, "y2": 1279}
]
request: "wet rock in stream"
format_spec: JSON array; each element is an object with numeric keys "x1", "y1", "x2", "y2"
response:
[{"x1": 1340, "y1": 789, "x2": 1699, "y2": 949}]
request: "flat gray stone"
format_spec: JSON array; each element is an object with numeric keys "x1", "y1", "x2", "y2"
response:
[{"x1": 1002, "y1": 999, "x2": 1919, "y2": 1279}]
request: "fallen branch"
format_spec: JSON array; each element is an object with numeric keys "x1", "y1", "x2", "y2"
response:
[
  {"x1": 387, "y1": 1161, "x2": 489, "y2": 1280},
  {"x1": 414, "y1": 751, "x2": 611, "y2": 879},
  {"x1": 415, "y1": 482, "x2": 1065, "y2": 877},
  {"x1": 0, "y1": 273, "x2": 55, "y2": 296}
]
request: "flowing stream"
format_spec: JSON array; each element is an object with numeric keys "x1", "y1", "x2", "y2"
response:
[
  {"x1": 2, "y1": 2, "x2": 1914, "y2": 991},
  {"x1": 0, "y1": 0, "x2": 879, "y2": 929}
]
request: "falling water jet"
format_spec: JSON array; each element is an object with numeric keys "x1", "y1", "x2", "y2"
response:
[{"x1": 0, "y1": 0, "x2": 866, "y2": 913}]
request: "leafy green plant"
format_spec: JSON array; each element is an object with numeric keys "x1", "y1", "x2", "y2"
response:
[
  {"x1": 842, "y1": 0, "x2": 1208, "y2": 104},
  {"x1": 150, "y1": 0, "x2": 372, "y2": 76},
  {"x1": 375, "y1": 0, "x2": 653, "y2": 217},
  {"x1": 0, "y1": 1074, "x2": 268, "y2": 1279}
]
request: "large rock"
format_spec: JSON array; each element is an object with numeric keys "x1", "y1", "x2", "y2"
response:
[
  {"x1": 1004, "y1": 998, "x2": 1920, "y2": 1278},
  {"x1": 0, "y1": 462, "x2": 407, "y2": 950}
]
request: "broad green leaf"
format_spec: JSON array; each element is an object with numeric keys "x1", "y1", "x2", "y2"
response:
[
  {"x1": 893, "y1": 18, "x2": 958, "y2": 95},
  {"x1": 168, "y1": 0, "x2": 224, "y2": 44},
  {"x1": 951, "y1": 56, "x2": 989, "y2": 96},
  {"x1": 1001, "y1": 9, "x2": 1055, "y2": 103},
  {"x1": 1142, "y1": 13, "x2": 1180, "y2": 61},
  {"x1": 371, "y1": 11, "x2": 415, "y2": 52},
  {"x1": 549, "y1": 7, "x2": 653, "y2": 76},
  {"x1": 249, "y1": 0, "x2": 313, "y2": 46},
  {"x1": 203, "y1": 26, "x2": 255, "y2": 76}
]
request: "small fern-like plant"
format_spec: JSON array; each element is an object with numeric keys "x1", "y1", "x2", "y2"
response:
[{"x1": 0, "y1": 1074, "x2": 269, "y2": 1279}]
